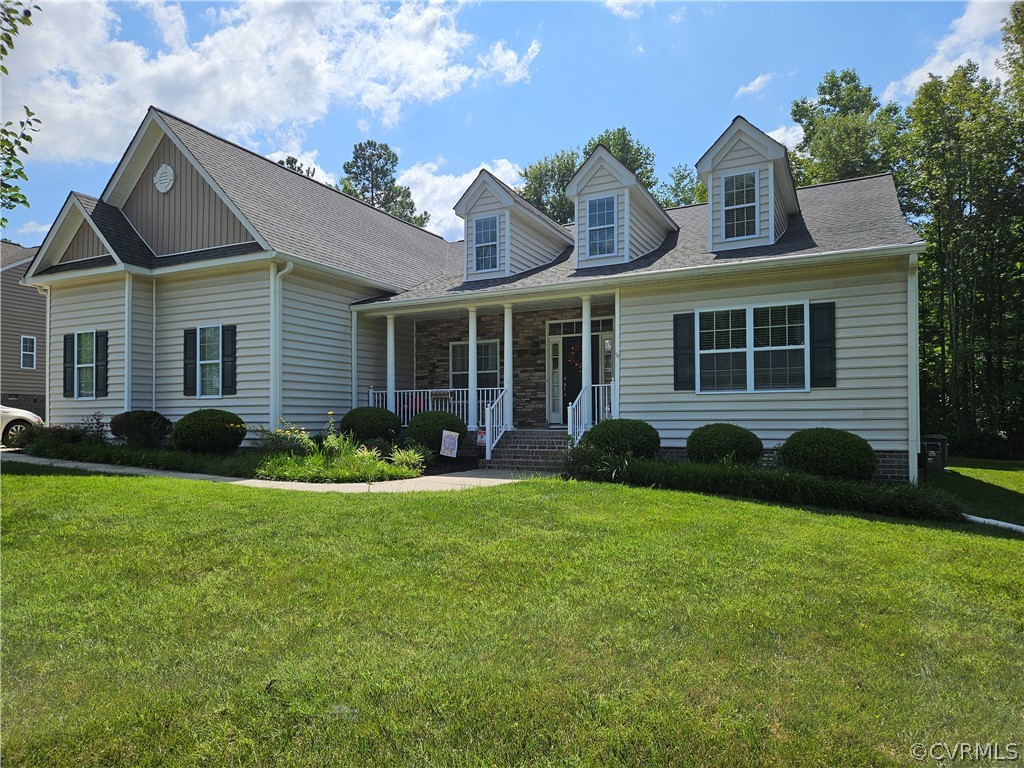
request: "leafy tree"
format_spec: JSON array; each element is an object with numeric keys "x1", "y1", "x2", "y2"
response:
[
  {"x1": 1, "y1": 1, "x2": 40, "y2": 229},
  {"x1": 582, "y1": 127, "x2": 658, "y2": 191},
  {"x1": 276, "y1": 155, "x2": 315, "y2": 178},
  {"x1": 1000, "y1": 1, "x2": 1024, "y2": 107},
  {"x1": 655, "y1": 163, "x2": 707, "y2": 207},
  {"x1": 337, "y1": 140, "x2": 429, "y2": 227}
]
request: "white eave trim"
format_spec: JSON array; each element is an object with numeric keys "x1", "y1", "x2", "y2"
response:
[{"x1": 1, "y1": 255, "x2": 35, "y2": 272}]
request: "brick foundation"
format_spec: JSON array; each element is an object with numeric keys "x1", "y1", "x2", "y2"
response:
[{"x1": 1, "y1": 393, "x2": 44, "y2": 419}]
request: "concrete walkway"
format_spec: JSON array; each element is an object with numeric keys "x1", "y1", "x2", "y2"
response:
[{"x1": 1, "y1": 451, "x2": 540, "y2": 493}]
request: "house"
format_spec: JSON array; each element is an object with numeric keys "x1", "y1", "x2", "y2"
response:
[
  {"x1": 2, "y1": 240, "x2": 45, "y2": 416},
  {"x1": 23, "y1": 109, "x2": 924, "y2": 481}
]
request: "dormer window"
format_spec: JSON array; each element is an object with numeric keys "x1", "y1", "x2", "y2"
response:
[
  {"x1": 723, "y1": 172, "x2": 757, "y2": 239},
  {"x1": 587, "y1": 195, "x2": 616, "y2": 257},
  {"x1": 474, "y1": 216, "x2": 498, "y2": 271}
]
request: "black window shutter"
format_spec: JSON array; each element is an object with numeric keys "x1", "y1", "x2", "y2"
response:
[
  {"x1": 810, "y1": 302, "x2": 837, "y2": 388},
  {"x1": 222, "y1": 325, "x2": 237, "y2": 395},
  {"x1": 673, "y1": 313, "x2": 696, "y2": 391},
  {"x1": 95, "y1": 331, "x2": 108, "y2": 398},
  {"x1": 63, "y1": 334, "x2": 75, "y2": 398},
  {"x1": 183, "y1": 329, "x2": 197, "y2": 396}
]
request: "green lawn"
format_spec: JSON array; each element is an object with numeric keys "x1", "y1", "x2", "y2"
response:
[
  {"x1": 926, "y1": 458, "x2": 1024, "y2": 526},
  {"x1": 2, "y1": 463, "x2": 1021, "y2": 767}
]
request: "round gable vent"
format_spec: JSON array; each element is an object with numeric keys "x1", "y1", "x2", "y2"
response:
[{"x1": 154, "y1": 164, "x2": 175, "y2": 193}]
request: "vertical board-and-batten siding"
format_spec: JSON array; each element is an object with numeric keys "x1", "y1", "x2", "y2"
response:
[
  {"x1": 153, "y1": 266, "x2": 270, "y2": 426},
  {"x1": 710, "y1": 138, "x2": 772, "y2": 251},
  {"x1": 509, "y1": 212, "x2": 564, "y2": 274},
  {"x1": 1, "y1": 264, "x2": 46, "y2": 402},
  {"x1": 122, "y1": 134, "x2": 252, "y2": 256},
  {"x1": 617, "y1": 261, "x2": 910, "y2": 451},
  {"x1": 58, "y1": 222, "x2": 108, "y2": 263},
  {"x1": 130, "y1": 275, "x2": 155, "y2": 409},
  {"x1": 464, "y1": 187, "x2": 505, "y2": 280},
  {"x1": 576, "y1": 164, "x2": 626, "y2": 266},
  {"x1": 47, "y1": 276, "x2": 125, "y2": 424}
]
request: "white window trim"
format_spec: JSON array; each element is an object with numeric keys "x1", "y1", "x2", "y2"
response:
[
  {"x1": 471, "y1": 214, "x2": 501, "y2": 273},
  {"x1": 20, "y1": 335, "x2": 36, "y2": 369},
  {"x1": 449, "y1": 339, "x2": 500, "y2": 388},
  {"x1": 721, "y1": 168, "x2": 760, "y2": 241},
  {"x1": 75, "y1": 329, "x2": 96, "y2": 400},
  {"x1": 694, "y1": 300, "x2": 810, "y2": 394},
  {"x1": 585, "y1": 193, "x2": 617, "y2": 259},
  {"x1": 197, "y1": 323, "x2": 223, "y2": 399}
]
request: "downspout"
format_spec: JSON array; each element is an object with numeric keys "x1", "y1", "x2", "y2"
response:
[
  {"x1": 152, "y1": 278, "x2": 157, "y2": 411},
  {"x1": 36, "y1": 286, "x2": 50, "y2": 421},
  {"x1": 270, "y1": 260, "x2": 294, "y2": 428},
  {"x1": 908, "y1": 252, "x2": 921, "y2": 484},
  {"x1": 124, "y1": 272, "x2": 133, "y2": 412}
]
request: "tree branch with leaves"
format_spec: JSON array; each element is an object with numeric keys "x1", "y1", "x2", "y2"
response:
[{"x1": 1, "y1": 1, "x2": 41, "y2": 229}]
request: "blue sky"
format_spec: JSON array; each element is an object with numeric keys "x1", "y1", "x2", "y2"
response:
[{"x1": 3, "y1": 1, "x2": 1013, "y2": 242}]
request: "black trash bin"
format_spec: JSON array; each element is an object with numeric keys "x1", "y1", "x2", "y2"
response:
[{"x1": 921, "y1": 434, "x2": 948, "y2": 472}]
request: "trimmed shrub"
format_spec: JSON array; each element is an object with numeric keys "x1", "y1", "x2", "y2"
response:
[
  {"x1": 407, "y1": 411, "x2": 467, "y2": 456},
  {"x1": 110, "y1": 410, "x2": 172, "y2": 449},
  {"x1": 339, "y1": 407, "x2": 402, "y2": 442},
  {"x1": 687, "y1": 423, "x2": 763, "y2": 466},
  {"x1": 579, "y1": 418, "x2": 661, "y2": 459},
  {"x1": 172, "y1": 409, "x2": 247, "y2": 454},
  {"x1": 778, "y1": 428, "x2": 877, "y2": 481}
]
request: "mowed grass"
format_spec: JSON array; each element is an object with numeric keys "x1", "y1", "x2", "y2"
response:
[
  {"x1": 926, "y1": 458, "x2": 1024, "y2": 526},
  {"x1": 2, "y1": 464, "x2": 1022, "y2": 767}
]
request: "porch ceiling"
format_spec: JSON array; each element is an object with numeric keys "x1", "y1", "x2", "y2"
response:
[{"x1": 359, "y1": 291, "x2": 617, "y2": 320}]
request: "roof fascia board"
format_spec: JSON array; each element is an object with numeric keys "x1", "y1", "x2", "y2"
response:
[
  {"x1": 565, "y1": 146, "x2": 631, "y2": 197},
  {"x1": 101, "y1": 110, "x2": 163, "y2": 207},
  {"x1": 25, "y1": 193, "x2": 82, "y2": 279},
  {"x1": 696, "y1": 117, "x2": 785, "y2": 174},
  {"x1": 23, "y1": 263, "x2": 127, "y2": 286},
  {"x1": 1, "y1": 255, "x2": 36, "y2": 272},
  {"x1": 71, "y1": 195, "x2": 123, "y2": 265},
  {"x1": 454, "y1": 172, "x2": 514, "y2": 216},
  {"x1": 354, "y1": 242, "x2": 924, "y2": 316}
]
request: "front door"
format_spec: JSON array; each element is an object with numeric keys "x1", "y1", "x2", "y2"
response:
[
  {"x1": 551, "y1": 334, "x2": 601, "y2": 424},
  {"x1": 561, "y1": 336, "x2": 583, "y2": 424}
]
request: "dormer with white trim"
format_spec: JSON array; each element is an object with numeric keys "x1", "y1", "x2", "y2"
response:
[
  {"x1": 695, "y1": 116, "x2": 800, "y2": 253},
  {"x1": 454, "y1": 169, "x2": 572, "y2": 282},
  {"x1": 564, "y1": 145, "x2": 678, "y2": 269}
]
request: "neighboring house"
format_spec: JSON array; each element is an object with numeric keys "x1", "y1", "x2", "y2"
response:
[
  {"x1": 24, "y1": 109, "x2": 924, "y2": 481},
  {"x1": 1, "y1": 240, "x2": 45, "y2": 416}
]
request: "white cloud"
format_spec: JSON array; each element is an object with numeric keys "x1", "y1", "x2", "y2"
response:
[
  {"x1": 477, "y1": 40, "x2": 541, "y2": 85},
  {"x1": 735, "y1": 72, "x2": 775, "y2": 98},
  {"x1": 670, "y1": 7, "x2": 687, "y2": 24},
  {"x1": 884, "y1": 0, "x2": 1011, "y2": 101},
  {"x1": 398, "y1": 157, "x2": 522, "y2": 240},
  {"x1": 2, "y1": 1, "x2": 542, "y2": 164},
  {"x1": 16, "y1": 220, "x2": 52, "y2": 238},
  {"x1": 767, "y1": 124, "x2": 804, "y2": 150},
  {"x1": 265, "y1": 149, "x2": 337, "y2": 187},
  {"x1": 603, "y1": 0, "x2": 655, "y2": 20}
]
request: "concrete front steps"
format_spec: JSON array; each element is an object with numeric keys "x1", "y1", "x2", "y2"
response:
[{"x1": 480, "y1": 428, "x2": 569, "y2": 473}]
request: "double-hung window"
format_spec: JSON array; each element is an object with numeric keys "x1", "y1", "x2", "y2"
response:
[
  {"x1": 450, "y1": 340, "x2": 499, "y2": 388},
  {"x1": 587, "y1": 195, "x2": 616, "y2": 257},
  {"x1": 696, "y1": 303, "x2": 807, "y2": 392},
  {"x1": 20, "y1": 336, "x2": 35, "y2": 369},
  {"x1": 723, "y1": 172, "x2": 757, "y2": 239},
  {"x1": 474, "y1": 216, "x2": 498, "y2": 271},
  {"x1": 76, "y1": 331, "x2": 96, "y2": 398},
  {"x1": 198, "y1": 325, "x2": 222, "y2": 397}
]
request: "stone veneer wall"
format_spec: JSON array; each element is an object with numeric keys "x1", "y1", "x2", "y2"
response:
[{"x1": 414, "y1": 304, "x2": 613, "y2": 428}]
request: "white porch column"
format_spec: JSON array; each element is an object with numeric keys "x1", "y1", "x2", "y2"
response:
[
  {"x1": 468, "y1": 306, "x2": 478, "y2": 430},
  {"x1": 385, "y1": 314, "x2": 396, "y2": 412},
  {"x1": 503, "y1": 303, "x2": 513, "y2": 428},
  {"x1": 581, "y1": 295, "x2": 592, "y2": 426}
]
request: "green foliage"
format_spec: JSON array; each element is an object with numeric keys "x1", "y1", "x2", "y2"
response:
[
  {"x1": 655, "y1": 163, "x2": 707, "y2": 208},
  {"x1": 1001, "y1": 1, "x2": 1024, "y2": 105},
  {"x1": 949, "y1": 431, "x2": 1013, "y2": 461},
  {"x1": 583, "y1": 127, "x2": 658, "y2": 190},
  {"x1": 339, "y1": 406, "x2": 401, "y2": 442},
  {"x1": 687, "y1": 423, "x2": 763, "y2": 466},
  {"x1": 171, "y1": 409, "x2": 247, "y2": 454},
  {"x1": 276, "y1": 155, "x2": 315, "y2": 178},
  {"x1": 407, "y1": 411, "x2": 467, "y2": 455},
  {"x1": 517, "y1": 148, "x2": 579, "y2": 225},
  {"x1": 389, "y1": 445, "x2": 428, "y2": 472},
  {"x1": 778, "y1": 428, "x2": 877, "y2": 481},
  {"x1": 579, "y1": 418, "x2": 661, "y2": 459},
  {"x1": 1, "y1": 2, "x2": 41, "y2": 228},
  {"x1": 23, "y1": 439, "x2": 266, "y2": 477},
  {"x1": 109, "y1": 410, "x2": 172, "y2": 449},
  {"x1": 254, "y1": 432, "x2": 420, "y2": 483},
  {"x1": 338, "y1": 139, "x2": 429, "y2": 227}
]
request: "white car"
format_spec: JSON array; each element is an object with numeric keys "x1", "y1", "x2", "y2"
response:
[{"x1": 1, "y1": 405, "x2": 44, "y2": 447}]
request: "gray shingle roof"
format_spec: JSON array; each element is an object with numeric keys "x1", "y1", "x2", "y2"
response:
[
  {"x1": 155, "y1": 109, "x2": 450, "y2": 290},
  {"x1": 1, "y1": 241, "x2": 39, "y2": 272},
  {"x1": 369, "y1": 173, "x2": 922, "y2": 304},
  {"x1": 73, "y1": 193, "x2": 156, "y2": 268},
  {"x1": 38, "y1": 254, "x2": 117, "y2": 275}
]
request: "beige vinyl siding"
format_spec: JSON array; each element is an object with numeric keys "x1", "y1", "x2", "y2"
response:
[
  {"x1": 576, "y1": 165, "x2": 626, "y2": 266},
  {"x1": 464, "y1": 188, "x2": 505, "y2": 280},
  {"x1": 1, "y1": 264, "x2": 45, "y2": 404},
  {"x1": 617, "y1": 260, "x2": 910, "y2": 451},
  {"x1": 47, "y1": 276, "x2": 126, "y2": 425},
  {"x1": 59, "y1": 222, "x2": 108, "y2": 263},
  {"x1": 153, "y1": 266, "x2": 271, "y2": 427},
  {"x1": 628, "y1": 195, "x2": 669, "y2": 260},
  {"x1": 130, "y1": 275, "x2": 155, "y2": 409},
  {"x1": 122, "y1": 134, "x2": 252, "y2": 256},
  {"x1": 509, "y1": 212, "x2": 564, "y2": 273},
  {"x1": 356, "y1": 315, "x2": 414, "y2": 406},
  {"x1": 773, "y1": 171, "x2": 790, "y2": 241},
  {"x1": 711, "y1": 138, "x2": 772, "y2": 251}
]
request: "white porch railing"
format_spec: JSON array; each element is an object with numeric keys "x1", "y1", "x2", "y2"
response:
[
  {"x1": 369, "y1": 387, "x2": 502, "y2": 428},
  {"x1": 483, "y1": 388, "x2": 511, "y2": 460},
  {"x1": 567, "y1": 382, "x2": 617, "y2": 445}
]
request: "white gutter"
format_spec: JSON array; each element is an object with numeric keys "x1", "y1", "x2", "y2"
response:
[
  {"x1": 269, "y1": 260, "x2": 294, "y2": 428},
  {"x1": 124, "y1": 273, "x2": 133, "y2": 412}
]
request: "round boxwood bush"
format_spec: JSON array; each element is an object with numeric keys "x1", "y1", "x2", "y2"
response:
[
  {"x1": 579, "y1": 418, "x2": 660, "y2": 459},
  {"x1": 339, "y1": 407, "x2": 401, "y2": 442},
  {"x1": 172, "y1": 409, "x2": 248, "y2": 454},
  {"x1": 407, "y1": 411, "x2": 467, "y2": 455},
  {"x1": 110, "y1": 409, "x2": 172, "y2": 449},
  {"x1": 778, "y1": 427, "x2": 877, "y2": 481},
  {"x1": 687, "y1": 423, "x2": 763, "y2": 466}
]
